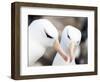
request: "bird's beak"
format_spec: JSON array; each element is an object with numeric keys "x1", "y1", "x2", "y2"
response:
[
  {"x1": 69, "y1": 41, "x2": 76, "y2": 62},
  {"x1": 53, "y1": 39, "x2": 70, "y2": 62}
]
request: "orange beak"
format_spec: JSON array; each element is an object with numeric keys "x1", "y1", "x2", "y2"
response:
[
  {"x1": 68, "y1": 41, "x2": 76, "y2": 62},
  {"x1": 53, "y1": 39, "x2": 70, "y2": 62}
]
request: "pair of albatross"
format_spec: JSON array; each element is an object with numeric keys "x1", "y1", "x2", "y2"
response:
[{"x1": 29, "y1": 19, "x2": 81, "y2": 66}]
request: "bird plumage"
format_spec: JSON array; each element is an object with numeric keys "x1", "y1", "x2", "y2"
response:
[
  {"x1": 52, "y1": 25, "x2": 81, "y2": 65},
  {"x1": 29, "y1": 19, "x2": 58, "y2": 66}
]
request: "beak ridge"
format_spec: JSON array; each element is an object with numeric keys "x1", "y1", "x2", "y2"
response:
[
  {"x1": 53, "y1": 40, "x2": 70, "y2": 62},
  {"x1": 69, "y1": 41, "x2": 76, "y2": 62}
]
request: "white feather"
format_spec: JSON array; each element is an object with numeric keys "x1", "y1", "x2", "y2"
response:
[
  {"x1": 29, "y1": 19, "x2": 58, "y2": 66},
  {"x1": 53, "y1": 25, "x2": 81, "y2": 65}
]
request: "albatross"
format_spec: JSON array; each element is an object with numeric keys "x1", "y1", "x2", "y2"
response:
[
  {"x1": 52, "y1": 25, "x2": 81, "y2": 65},
  {"x1": 29, "y1": 19, "x2": 69, "y2": 66}
]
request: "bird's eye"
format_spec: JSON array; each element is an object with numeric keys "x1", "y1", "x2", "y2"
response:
[
  {"x1": 44, "y1": 30, "x2": 53, "y2": 39},
  {"x1": 67, "y1": 34, "x2": 70, "y2": 39}
]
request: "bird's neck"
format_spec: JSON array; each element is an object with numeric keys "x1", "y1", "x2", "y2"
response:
[
  {"x1": 29, "y1": 37, "x2": 46, "y2": 53},
  {"x1": 60, "y1": 39, "x2": 69, "y2": 54},
  {"x1": 60, "y1": 39, "x2": 76, "y2": 63}
]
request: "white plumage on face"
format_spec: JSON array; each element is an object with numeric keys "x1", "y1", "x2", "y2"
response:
[
  {"x1": 29, "y1": 19, "x2": 58, "y2": 66},
  {"x1": 52, "y1": 25, "x2": 82, "y2": 65},
  {"x1": 29, "y1": 19, "x2": 58, "y2": 47},
  {"x1": 63, "y1": 25, "x2": 81, "y2": 58},
  {"x1": 61, "y1": 25, "x2": 81, "y2": 47}
]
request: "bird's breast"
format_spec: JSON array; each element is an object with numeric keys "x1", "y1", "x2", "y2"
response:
[{"x1": 29, "y1": 39, "x2": 45, "y2": 66}]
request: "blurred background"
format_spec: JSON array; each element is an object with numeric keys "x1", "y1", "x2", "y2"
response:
[{"x1": 28, "y1": 15, "x2": 88, "y2": 66}]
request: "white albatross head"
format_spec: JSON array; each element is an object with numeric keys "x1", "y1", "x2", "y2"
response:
[
  {"x1": 29, "y1": 19, "x2": 70, "y2": 63},
  {"x1": 29, "y1": 19, "x2": 58, "y2": 48},
  {"x1": 61, "y1": 25, "x2": 81, "y2": 61}
]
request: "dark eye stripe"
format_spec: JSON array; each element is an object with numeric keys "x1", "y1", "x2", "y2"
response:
[
  {"x1": 44, "y1": 30, "x2": 53, "y2": 39},
  {"x1": 67, "y1": 34, "x2": 70, "y2": 39},
  {"x1": 67, "y1": 30, "x2": 71, "y2": 39},
  {"x1": 45, "y1": 32, "x2": 53, "y2": 39}
]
